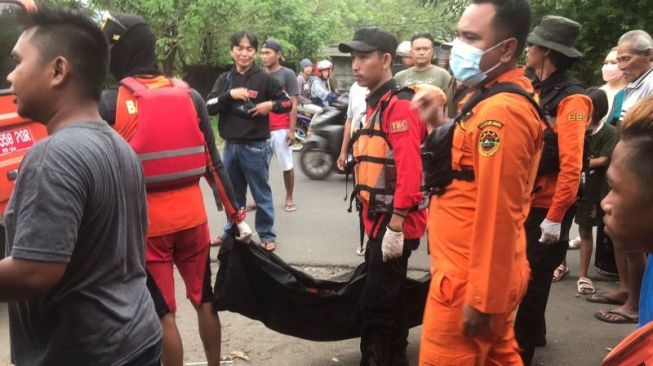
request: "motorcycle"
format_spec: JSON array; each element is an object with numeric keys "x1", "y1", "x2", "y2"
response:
[
  {"x1": 299, "y1": 96, "x2": 349, "y2": 180},
  {"x1": 292, "y1": 112, "x2": 312, "y2": 151}
]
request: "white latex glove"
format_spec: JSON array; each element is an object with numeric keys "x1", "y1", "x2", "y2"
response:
[
  {"x1": 382, "y1": 226, "x2": 404, "y2": 262},
  {"x1": 539, "y1": 219, "x2": 561, "y2": 244},
  {"x1": 236, "y1": 221, "x2": 253, "y2": 243}
]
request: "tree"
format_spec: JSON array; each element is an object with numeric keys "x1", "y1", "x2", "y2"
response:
[{"x1": 531, "y1": 0, "x2": 653, "y2": 85}]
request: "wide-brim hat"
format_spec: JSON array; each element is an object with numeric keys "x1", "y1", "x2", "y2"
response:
[{"x1": 528, "y1": 15, "x2": 583, "y2": 58}]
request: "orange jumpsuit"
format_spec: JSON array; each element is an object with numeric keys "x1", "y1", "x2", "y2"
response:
[
  {"x1": 531, "y1": 94, "x2": 592, "y2": 219},
  {"x1": 420, "y1": 67, "x2": 543, "y2": 366}
]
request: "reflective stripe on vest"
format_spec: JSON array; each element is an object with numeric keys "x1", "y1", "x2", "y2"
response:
[
  {"x1": 139, "y1": 145, "x2": 205, "y2": 162},
  {"x1": 145, "y1": 167, "x2": 207, "y2": 184}
]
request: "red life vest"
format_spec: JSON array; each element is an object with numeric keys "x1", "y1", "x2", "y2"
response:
[{"x1": 118, "y1": 76, "x2": 206, "y2": 189}]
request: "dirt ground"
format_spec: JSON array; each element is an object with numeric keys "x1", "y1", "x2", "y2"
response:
[{"x1": 178, "y1": 256, "x2": 424, "y2": 366}]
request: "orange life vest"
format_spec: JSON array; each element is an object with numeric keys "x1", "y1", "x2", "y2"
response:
[
  {"x1": 351, "y1": 89, "x2": 428, "y2": 215},
  {"x1": 117, "y1": 76, "x2": 206, "y2": 189}
]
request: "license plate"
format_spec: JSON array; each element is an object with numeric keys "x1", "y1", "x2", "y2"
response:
[{"x1": 0, "y1": 127, "x2": 34, "y2": 156}]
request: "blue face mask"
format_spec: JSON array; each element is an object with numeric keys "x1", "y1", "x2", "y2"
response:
[{"x1": 449, "y1": 38, "x2": 505, "y2": 87}]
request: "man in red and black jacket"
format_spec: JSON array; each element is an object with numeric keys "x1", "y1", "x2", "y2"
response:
[
  {"x1": 206, "y1": 31, "x2": 291, "y2": 251},
  {"x1": 339, "y1": 28, "x2": 427, "y2": 366},
  {"x1": 99, "y1": 13, "x2": 251, "y2": 366}
]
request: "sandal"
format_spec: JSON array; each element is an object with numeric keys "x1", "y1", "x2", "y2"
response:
[
  {"x1": 261, "y1": 241, "x2": 276, "y2": 252},
  {"x1": 594, "y1": 309, "x2": 639, "y2": 324},
  {"x1": 552, "y1": 264, "x2": 569, "y2": 282},
  {"x1": 577, "y1": 277, "x2": 596, "y2": 294},
  {"x1": 284, "y1": 202, "x2": 297, "y2": 212}
]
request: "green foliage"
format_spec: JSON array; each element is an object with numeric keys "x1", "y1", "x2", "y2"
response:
[
  {"x1": 38, "y1": 0, "x2": 653, "y2": 86},
  {"x1": 531, "y1": 0, "x2": 653, "y2": 85}
]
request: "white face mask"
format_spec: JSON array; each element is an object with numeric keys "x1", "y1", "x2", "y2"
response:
[
  {"x1": 602, "y1": 63, "x2": 622, "y2": 82},
  {"x1": 449, "y1": 38, "x2": 506, "y2": 87}
]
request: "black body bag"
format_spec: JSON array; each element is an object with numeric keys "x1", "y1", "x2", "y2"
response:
[{"x1": 213, "y1": 234, "x2": 430, "y2": 341}]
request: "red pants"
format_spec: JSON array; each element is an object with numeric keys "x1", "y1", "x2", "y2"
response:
[
  {"x1": 146, "y1": 223, "x2": 211, "y2": 316},
  {"x1": 419, "y1": 268, "x2": 528, "y2": 366}
]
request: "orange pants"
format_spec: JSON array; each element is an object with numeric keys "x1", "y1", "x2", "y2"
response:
[{"x1": 419, "y1": 268, "x2": 527, "y2": 366}]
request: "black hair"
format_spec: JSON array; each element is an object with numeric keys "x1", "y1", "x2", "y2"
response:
[
  {"x1": 471, "y1": 0, "x2": 531, "y2": 59},
  {"x1": 547, "y1": 49, "x2": 578, "y2": 72},
  {"x1": 586, "y1": 87, "x2": 608, "y2": 124},
  {"x1": 22, "y1": 6, "x2": 108, "y2": 101},
  {"x1": 230, "y1": 31, "x2": 258, "y2": 51},
  {"x1": 411, "y1": 32, "x2": 435, "y2": 47}
]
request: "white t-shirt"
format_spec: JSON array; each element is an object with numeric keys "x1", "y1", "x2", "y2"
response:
[{"x1": 347, "y1": 82, "x2": 369, "y2": 135}]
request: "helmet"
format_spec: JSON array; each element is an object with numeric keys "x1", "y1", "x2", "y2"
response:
[
  {"x1": 396, "y1": 41, "x2": 411, "y2": 57},
  {"x1": 315, "y1": 60, "x2": 333, "y2": 78},
  {"x1": 316, "y1": 60, "x2": 333, "y2": 71}
]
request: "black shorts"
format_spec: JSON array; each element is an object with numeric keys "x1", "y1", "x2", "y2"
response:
[{"x1": 574, "y1": 200, "x2": 604, "y2": 227}]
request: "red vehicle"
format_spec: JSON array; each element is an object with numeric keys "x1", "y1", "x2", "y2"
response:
[{"x1": 0, "y1": 0, "x2": 46, "y2": 252}]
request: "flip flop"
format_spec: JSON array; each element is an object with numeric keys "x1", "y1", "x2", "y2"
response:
[
  {"x1": 586, "y1": 292, "x2": 626, "y2": 305},
  {"x1": 552, "y1": 264, "x2": 569, "y2": 282},
  {"x1": 284, "y1": 203, "x2": 297, "y2": 212},
  {"x1": 594, "y1": 309, "x2": 639, "y2": 324},
  {"x1": 261, "y1": 241, "x2": 276, "y2": 252}
]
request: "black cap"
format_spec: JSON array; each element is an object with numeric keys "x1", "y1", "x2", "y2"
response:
[
  {"x1": 263, "y1": 38, "x2": 282, "y2": 52},
  {"x1": 262, "y1": 38, "x2": 285, "y2": 61},
  {"x1": 339, "y1": 27, "x2": 398, "y2": 57}
]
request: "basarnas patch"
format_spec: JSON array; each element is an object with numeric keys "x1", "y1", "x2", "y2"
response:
[
  {"x1": 478, "y1": 120, "x2": 504, "y2": 130},
  {"x1": 478, "y1": 130, "x2": 501, "y2": 156},
  {"x1": 390, "y1": 120, "x2": 408, "y2": 133}
]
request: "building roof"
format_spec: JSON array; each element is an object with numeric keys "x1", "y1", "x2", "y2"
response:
[{"x1": 320, "y1": 44, "x2": 351, "y2": 58}]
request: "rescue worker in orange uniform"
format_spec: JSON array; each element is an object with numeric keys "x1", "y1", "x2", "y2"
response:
[
  {"x1": 514, "y1": 16, "x2": 593, "y2": 365},
  {"x1": 338, "y1": 28, "x2": 427, "y2": 366},
  {"x1": 413, "y1": 0, "x2": 543, "y2": 364},
  {"x1": 99, "y1": 13, "x2": 252, "y2": 366}
]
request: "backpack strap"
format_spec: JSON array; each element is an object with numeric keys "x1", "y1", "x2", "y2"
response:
[
  {"x1": 169, "y1": 78, "x2": 189, "y2": 89},
  {"x1": 455, "y1": 82, "x2": 548, "y2": 128},
  {"x1": 539, "y1": 78, "x2": 585, "y2": 118},
  {"x1": 119, "y1": 76, "x2": 148, "y2": 94}
]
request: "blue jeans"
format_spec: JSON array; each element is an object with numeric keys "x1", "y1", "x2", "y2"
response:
[{"x1": 223, "y1": 140, "x2": 276, "y2": 242}]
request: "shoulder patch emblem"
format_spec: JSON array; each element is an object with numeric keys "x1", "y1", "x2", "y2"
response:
[
  {"x1": 478, "y1": 120, "x2": 504, "y2": 130},
  {"x1": 390, "y1": 120, "x2": 408, "y2": 134},
  {"x1": 478, "y1": 130, "x2": 501, "y2": 157}
]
